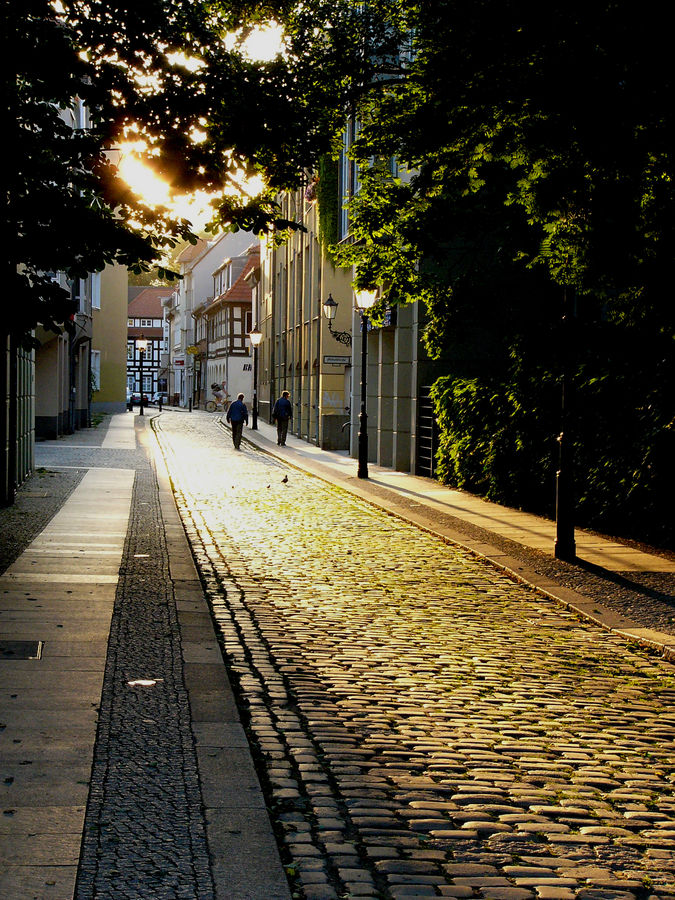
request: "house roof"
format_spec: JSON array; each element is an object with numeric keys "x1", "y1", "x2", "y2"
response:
[
  {"x1": 128, "y1": 287, "x2": 174, "y2": 317},
  {"x1": 222, "y1": 249, "x2": 260, "y2": 304},
  {"x1": 177, "y1": 238, "x2": 208, "y2": 264}
]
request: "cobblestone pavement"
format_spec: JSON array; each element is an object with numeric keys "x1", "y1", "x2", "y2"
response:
[
  {"x1": 154, "y1": 411, "x2": 675, "y2": 900},
  {"x1": 33, "y1": 432, "x2": 215, "y2": 900}
]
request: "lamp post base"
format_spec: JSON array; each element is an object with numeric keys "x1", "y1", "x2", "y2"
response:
[{"x1": 554, "y1": 462, "x2": 576, "y2": 561}]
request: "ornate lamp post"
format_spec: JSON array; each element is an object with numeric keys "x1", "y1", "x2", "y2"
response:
[
  {"x1": 354, "y1": 288, "x2": 378, "y2": 479},
  {"x1": 249, "y1": 326, "x2": 262, "y2": 430},
  {"x1": 136, "y1": 333, "x2": 148, "y2": 417},
  {"x1": 322, "y1": 294, "x2": 352, "y2": 346},
  {"x1": 321, "y1": 289, "x2": 378, "y2": 478}
]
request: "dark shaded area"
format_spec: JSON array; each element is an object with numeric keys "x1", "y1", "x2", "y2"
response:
[{"x1": 0, "y1": 467, "x2": 84, "y2": 575}]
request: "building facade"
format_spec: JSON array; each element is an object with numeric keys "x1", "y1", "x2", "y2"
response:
[
  {"x1": 92, "y1": 263, "x2": 128, "y2": 415},
  {"x1": 127, "y1": 287, "x2": 172, "y2": 400},
  {"x1": 34, "y1": 272, "x2": 94, "y2": 439},
  {"x1": 192, "y1": 245, "x2": 259, "y2": 407},
  {"x1": 255, "y1": 170, "x2": 438, "y2": 473},
  {"x1": 0, "y1": 337, "x2": 34, "y2": 505},
  {"x1": 161, "y1": 231, "x2": 254, "y2": 408},
  {"x1": 257, "y1": 189, "x2": 354, "y2": 450}
]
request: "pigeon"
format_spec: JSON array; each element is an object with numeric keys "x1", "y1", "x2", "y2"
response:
[{"x1": 281, "y1": 475, "x2": 288, "y2": 483}]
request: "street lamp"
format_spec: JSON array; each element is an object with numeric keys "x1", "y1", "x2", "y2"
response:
[
  {"x1": 354, "y1": 288, "x2": 378, "y2": 479},
  {"x1": 136, "y1": 333, "x2": 148, "y2": 417},
  {"x1": 322, "y1": 294, "x2": 352, "y2": 346},
  {"x1": 249, "y1": 326, "x2": 262, "y2": 430}
]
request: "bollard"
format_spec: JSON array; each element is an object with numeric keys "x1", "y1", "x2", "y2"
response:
[{"x1": 189, "y1": 398, "x2": 193, "y2": 412}]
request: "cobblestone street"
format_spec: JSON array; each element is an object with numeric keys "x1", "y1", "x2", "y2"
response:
[{"x1": 154, "y1": 412, "x2": 675, "y2": 900}]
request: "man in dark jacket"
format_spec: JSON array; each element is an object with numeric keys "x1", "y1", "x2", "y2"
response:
[
  {"x1": 272, "y1": 390, "x2": 293, "y2": 446},
  {"x1": 226, "y1": 392, "x2": 248, "y2": 450}
]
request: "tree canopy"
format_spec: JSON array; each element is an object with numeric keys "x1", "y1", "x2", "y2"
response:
[
  {"x1": 8, "y1": 0, "x2": 353, "y2": 344},
  {"x1": 10, "y1": 0, "x2": 675, "y2": 342},
  {"x1": 332, "y1": 2, "x2": 675, "y2": 330},
  {"x1": 321, "y1": 0, "x2": 674, "y2": 543}
]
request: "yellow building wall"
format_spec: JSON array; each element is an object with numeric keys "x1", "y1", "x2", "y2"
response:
[{"x1": 92, "y1": 264, "x2": 128, "y2": 412}]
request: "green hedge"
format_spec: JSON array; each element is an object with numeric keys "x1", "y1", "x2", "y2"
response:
[
  {"x1": 430, "y1": 340, "x2": 674, "y2": 548},
  {"x1": 431, "y1": 369, "x2": 558, "y2": 517}
]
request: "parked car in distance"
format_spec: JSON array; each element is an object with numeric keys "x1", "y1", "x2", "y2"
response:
[
  {"x1": 152, "y1": 391, "x2": 169, "y2": 404},
  {"x1": 127, "y1": 391, "x2": 149, "y2": 405}
]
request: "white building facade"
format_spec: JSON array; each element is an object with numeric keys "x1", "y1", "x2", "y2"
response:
[{"x1": 161, "y1": 231, "x2": 254, "y2": 408}]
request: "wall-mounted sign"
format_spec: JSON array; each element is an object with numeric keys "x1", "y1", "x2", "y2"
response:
[
  {"x1": 173, "y1": 356, "x2": 185, "y2": 367},
  {"x1": 323, "y1": 355, "x2": 351, "y2": 365},
  {"x1": 383, "y1": 305, "x2": 397, "y2": 328}
]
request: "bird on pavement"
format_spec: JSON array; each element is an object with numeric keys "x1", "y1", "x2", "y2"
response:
[{"x1": 281, "y1": 475, "x2": 288, "y2": 483}]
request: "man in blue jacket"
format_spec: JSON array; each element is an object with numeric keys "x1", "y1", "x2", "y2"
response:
[
  {"x1": 226, "y1": 393, "x2": 248, "y2": 450},
  {"x1": 272, "y1": 390, "x2": 293, "y2": 446}
]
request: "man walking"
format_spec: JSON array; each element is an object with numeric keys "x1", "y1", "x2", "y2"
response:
[
  {"x1": 226, "y1": 393, "x2": 248, "y2": 450},
  {"x1": 272, "y1": 390, "x2": 293, "y2": 446}
]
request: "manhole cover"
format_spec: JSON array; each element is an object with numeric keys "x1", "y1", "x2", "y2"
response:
[{"x1": 0, "y1": 641, "x2": 43, "y2": 660}]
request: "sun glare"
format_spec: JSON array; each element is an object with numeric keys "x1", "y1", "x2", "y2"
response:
[
  {"x1": 223, "y1": 22, "x2": 287, "y2": 62},
  {"x1": 117, "y1": 143, "x2": 267, "y2": 231},
  {"x1": 118, "y1": 151, "x2": 172, "y2": 207},
  {"x1": 166, "y1": 50, "x2": 205, "y2": 72}
]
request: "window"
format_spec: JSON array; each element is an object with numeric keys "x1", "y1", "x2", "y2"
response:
[
  {"x1": 91, "y1": 350, "x2": 101, "y2": 391},
  {"x1": 127, "y1": 343, "x2": 134, "y2": 360},
  {"x1": 228, "y1": 304, "x2": 252, "y2": 354},
  {"x1": 128, "y1": 318, "x2": 134, "y2": 326},
  {"x1": 140, "y1": 318, "x2": 153, "y2": 327},
  {"x1": 91, "y1": 273, "x2": 101, "y2": 310},
  {"x1": 338, "y1": 117, "x2": 360, "y2": 240}
]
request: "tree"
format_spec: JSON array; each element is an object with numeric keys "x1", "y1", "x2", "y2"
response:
[
  {"x1": 6, "y1": 0, "x2": 368, "y2": 346},
  {"x1": 322, "y1": 0, "x2": 674, "y2": 543},
  {"x1": 5, "y1": 3, "x2": 197, "y2": 344}
]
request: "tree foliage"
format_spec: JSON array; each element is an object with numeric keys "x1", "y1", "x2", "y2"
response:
[
  {"x1": 6, "y1": 0, "x2": 353, "y2": 344},
  {"x1": 336, "y1": 1, "x2": 674, "y2": 313},
  {"x1": 321, "y1": 0, "x2": 674, "y2": 543},
  {"x1": 7, "y1": 1, "x2": 206, "y2": 344}
]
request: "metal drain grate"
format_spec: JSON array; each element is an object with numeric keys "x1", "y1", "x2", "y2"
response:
[{"x1": 0, "y1": 641, "x2": 43, "y2": 660}]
